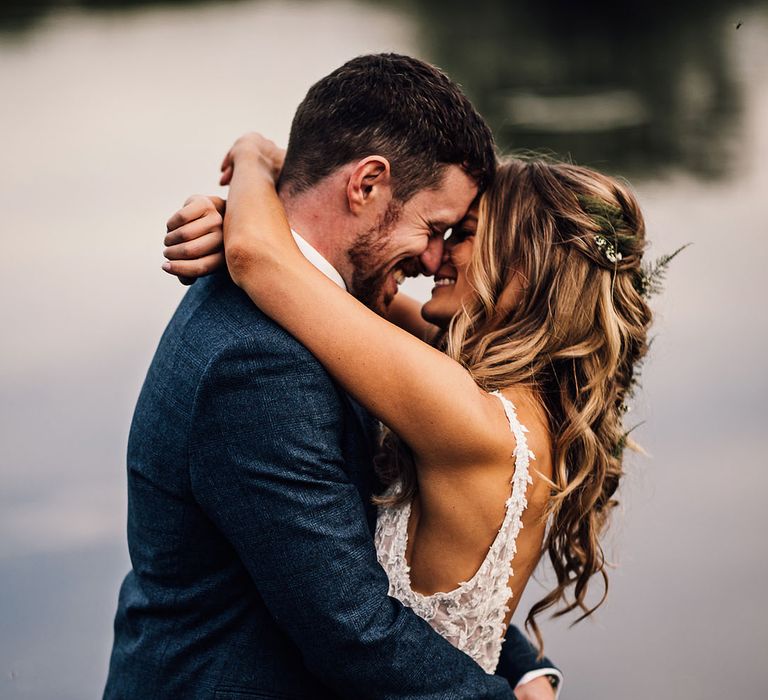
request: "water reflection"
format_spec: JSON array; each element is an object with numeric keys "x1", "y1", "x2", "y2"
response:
[
  {"x1": 4, "y1": 0, "x2": 765, "y2": 179},
  {"x1": 406, "y1": 0, "x2": 762, "y2": 178},
  {"x1": 0, "y1": 0, "x2": 235, "y2": 34}
]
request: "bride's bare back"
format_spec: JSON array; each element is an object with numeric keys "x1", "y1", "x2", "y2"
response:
[{"x1": 376, "y1": 388, "x2": 552, "y2": 672}]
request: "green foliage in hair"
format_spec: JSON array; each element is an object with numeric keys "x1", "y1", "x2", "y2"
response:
[
  {"x1": 577, "y1": 194, "x2": 635, "y2": 262},
  {"x1": 635, "y1": 244, "x2": 691, "y2": 298},
  {"x1": 577, "y1": 194, "x2": 624, "y2": 233},
  {"x1": 614, "y1": 246, "x2": 690, "y2": 458}
]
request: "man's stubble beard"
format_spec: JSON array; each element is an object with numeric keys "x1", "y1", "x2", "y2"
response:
[{"x1": 347, "y1": 200, "x2": 416, "y2": 315}]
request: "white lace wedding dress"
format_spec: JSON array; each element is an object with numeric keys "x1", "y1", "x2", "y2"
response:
[{"x1": 374, "y1": 391, "x2": 535, "y2": 674}]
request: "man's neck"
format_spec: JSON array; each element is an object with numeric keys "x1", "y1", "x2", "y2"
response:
[{"x1": 279, "y1": 184, "x2": 355, "y2": 286}]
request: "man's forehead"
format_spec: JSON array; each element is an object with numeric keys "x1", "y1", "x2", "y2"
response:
[{"x1": 418, "y1": 169, "x2": 478, "y2": 223}]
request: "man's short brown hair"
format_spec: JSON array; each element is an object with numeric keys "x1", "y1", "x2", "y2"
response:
[{"x1": 279, "y1": 54, "x2": 496, "y2": 201}]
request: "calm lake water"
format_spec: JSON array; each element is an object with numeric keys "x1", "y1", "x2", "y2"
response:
[{"x1": 1, "y1": 1, "x2": 767, "y2": 698}]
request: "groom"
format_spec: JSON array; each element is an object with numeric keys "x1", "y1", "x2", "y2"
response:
[{"x1": 105, "y1": 54, "x2": 560, "y2": 699}]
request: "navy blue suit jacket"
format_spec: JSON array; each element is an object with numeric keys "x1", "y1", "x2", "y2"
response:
[{"x1": 105, "y1": 273, "x2": 556, "y2": 699}]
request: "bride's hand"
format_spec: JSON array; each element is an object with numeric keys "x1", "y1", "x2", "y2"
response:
[
  {"x1": 219, "y1": 133, "x2": 285, "y2": 187},
  {"x1": 163, "y1": 195, "x2": 225, "y2": 283},
  {"x1": 162, "y1": 134, "x2": 285, "y2": 284},
  {"x1": 513, "y1": 676, "x2": 557, "y2": 700}
]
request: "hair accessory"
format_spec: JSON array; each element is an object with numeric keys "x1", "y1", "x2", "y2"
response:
[
  {"x1": 614, "y1": 245, "x2": 689, "y2": 458},
  {"x1": 577, "y1": 195, "x2": 628, "y2": 265},
  {"x1": 595, "y1": 234, "x2": 623, "y2": 263},
  {"x1": 635, "y1": 244, "x2": 690, "y2": 299}
]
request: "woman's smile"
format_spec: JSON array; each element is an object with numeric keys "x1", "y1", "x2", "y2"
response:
[
  {"x1": 432, "y1": 273, "x2": 457, "y2": 289},
  {"x1": 422, "y1": 210, "x2": 478, "y2": 327}
]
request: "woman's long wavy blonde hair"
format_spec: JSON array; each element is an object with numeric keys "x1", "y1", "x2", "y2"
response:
[{"x1": 377, "y1": 157, "x2": 653, "y2": 653}]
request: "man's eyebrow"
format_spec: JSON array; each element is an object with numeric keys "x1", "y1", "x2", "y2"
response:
[{"x1": 426, "y1": 220, "x2": 453, "y2": 231}]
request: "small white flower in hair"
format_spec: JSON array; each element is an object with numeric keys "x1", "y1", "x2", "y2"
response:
[{"x1": 595, "y1": 234, "x2": 623, "y2": 263}]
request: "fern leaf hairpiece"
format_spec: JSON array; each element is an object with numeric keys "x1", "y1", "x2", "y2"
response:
[
  {"x1": 615, "y1": 247, "x2": 688, "y2": 459},
  {"x1": 635, "y1": 244, "x2": 690, "y2": 298}
]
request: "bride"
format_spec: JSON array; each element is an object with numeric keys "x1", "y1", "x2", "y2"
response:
[{"x1": 163, "y1": 133, "x2": 654, "y2": 673}]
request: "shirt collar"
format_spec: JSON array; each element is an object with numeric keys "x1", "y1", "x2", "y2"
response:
[{"x1": 291, "y1": 230, "x2": 347, "y2": 290}]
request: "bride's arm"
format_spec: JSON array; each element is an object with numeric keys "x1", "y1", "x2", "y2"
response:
[
  {"x1": 221, "y1": 135, "x2": 511, "y2": 467},
  {"x1": 385, "y1": 293, "x2": 440, "y2": 343}
]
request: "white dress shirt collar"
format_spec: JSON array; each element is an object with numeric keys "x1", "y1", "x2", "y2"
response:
[{"x1": 291, "y1": 230, "x2": 346, "y2": 290}]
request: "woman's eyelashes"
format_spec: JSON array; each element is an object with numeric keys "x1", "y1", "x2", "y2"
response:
[{"x1": 447, "y1": 227, "x2": 475, "y2": 244}]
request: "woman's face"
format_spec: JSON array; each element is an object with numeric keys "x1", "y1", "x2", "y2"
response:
[{"x1": 421, "y1": 208, "x2": 478, "y2": 328}]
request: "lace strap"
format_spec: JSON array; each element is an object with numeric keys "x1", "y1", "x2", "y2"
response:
[{"x1": 489, "y1": 390, "x2": 535, "y2": 557}]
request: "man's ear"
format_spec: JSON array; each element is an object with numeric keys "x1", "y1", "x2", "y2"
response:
[{"x1": 346, "y1": 156, "x2": 392, "y2": 214}]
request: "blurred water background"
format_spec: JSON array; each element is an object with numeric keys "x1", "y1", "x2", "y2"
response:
[{"x1": 1, "y1": 1, "x2": 767, "y2": 698}]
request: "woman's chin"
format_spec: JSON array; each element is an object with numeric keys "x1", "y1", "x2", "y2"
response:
[{"x1": 421, "y1": 300, "x2": 452, "y2": 330}]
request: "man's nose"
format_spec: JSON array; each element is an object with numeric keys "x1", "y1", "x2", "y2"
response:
[{"x1": 419, "y1": 235, "x2": 445, "y2": 276}]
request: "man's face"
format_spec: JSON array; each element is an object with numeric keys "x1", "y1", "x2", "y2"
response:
[{"x1": 347, "y1": 165, "x2": 479, "y2": 313}]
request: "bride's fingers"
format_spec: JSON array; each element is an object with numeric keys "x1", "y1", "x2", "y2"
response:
[
  {"x1": 166, "y1": 197, "x2": 213, "y2": 233},
  {"x1": 220, "y1": 148, "x2": 234, "y2": 174},
  {"x1": 209, "y1": 195, "x2": 226, "y2": 216},
  {"x1": 164, "y1": 212, "x2": 222, "y2": 247},
  {"x1": 162, "y1": 251, "x2": 225, "y2": 279},
  {"x1": 164, "y1": 230, "x2": 223, "y2": 261},
  {"x1": 219, "y1": 165, "x2": 233, "y2": 187}
]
